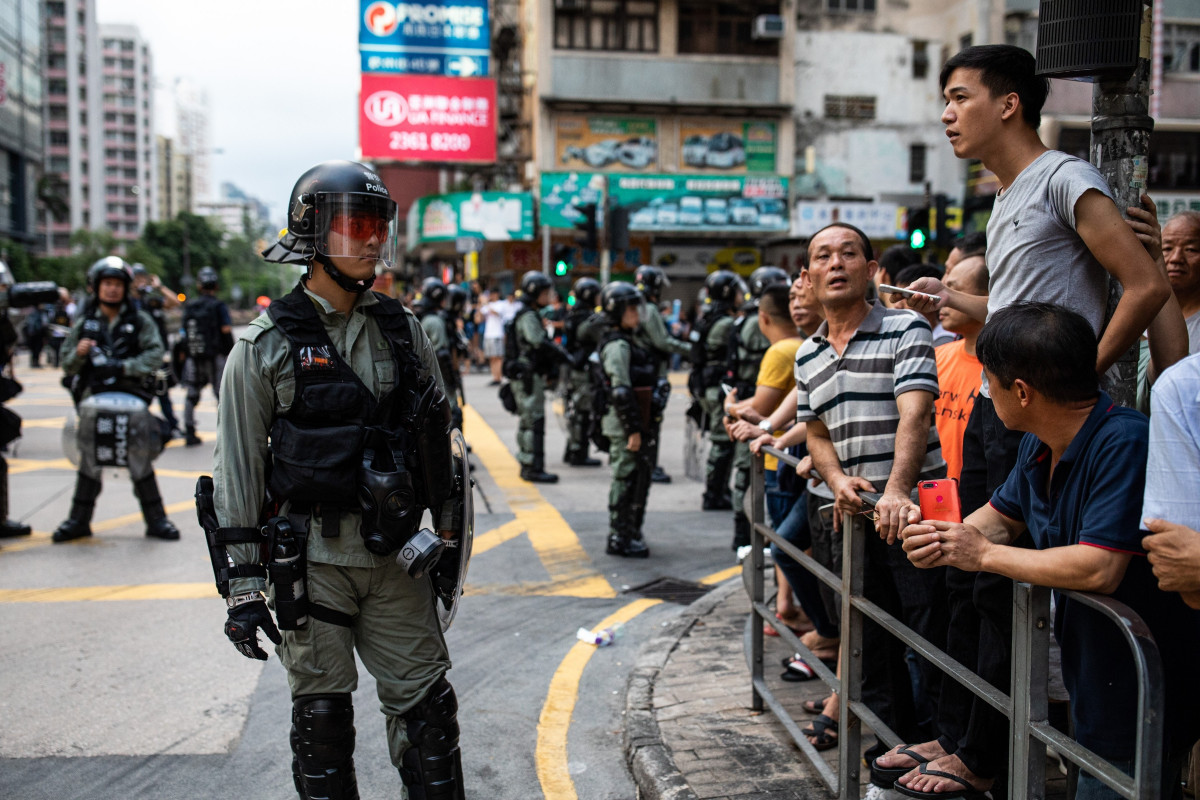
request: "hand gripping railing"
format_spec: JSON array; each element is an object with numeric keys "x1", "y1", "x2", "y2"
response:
[{"x1": 743, "y1": 447, "x2": 1164, "y2": 800}]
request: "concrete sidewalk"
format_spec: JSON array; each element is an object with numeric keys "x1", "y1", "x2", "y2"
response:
[{"x1": 624, "y1": 579, "x2": 843, "y2": 800}]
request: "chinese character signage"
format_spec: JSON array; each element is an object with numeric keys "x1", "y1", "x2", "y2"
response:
[
  {"x1": 359, "y1": 0, "x2": 490, "y2": 77},
  {"x1": 360, "y1": 73, "x2": 496, "y2": 163},
  {"x1": 678, "y1": 120, "x2": 777, "y2": 174},
  {"x1": 793, "y1": 202, "x2": 901, "y2": 239},
  {"x1": 554, "y1": 117, "x2": 658, "y2": 172},
  {"x1": 608, "y1": 174, "x2": 790, "y2": 233},
  {"x1": 539, "y1": 172, "x2": 607, "y2": 229},
  {"x1": 407, "y1": 191, "x2": 534, "y2": 249}
]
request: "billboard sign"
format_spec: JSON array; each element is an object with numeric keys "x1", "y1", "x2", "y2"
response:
[
  {"x1": 555, "y1": 116, "x2": 658, "y2": 172},
  {"x1": 360, "y1": 73, "x2": 496, "y2": 163},
  {"x1": 406, "y1": 191, "x2": 535, "y2": 248},
  {"x1": 793, "y1": 201, "x2": 902, "y2": 240},
  {"x1": 359, "y1": 0, "x2": 490, "y2": 77},
  {"x1": 539, "y1": 171, "x2": 607, "y2": 229},
  {"x1": 609, "y1": 174, "x2": 789, "y2": 233},
  {"x1": 678, "y1": 120, "x2": 777, "y2": 174}
]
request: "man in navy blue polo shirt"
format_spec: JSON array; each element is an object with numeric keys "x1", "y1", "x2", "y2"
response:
[{"x1": 899, "y1": 303, "x2": 1200, "y2": 800}]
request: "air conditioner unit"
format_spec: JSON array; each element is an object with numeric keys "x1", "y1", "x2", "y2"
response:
[
  {"x1": 752, "y1": 15, "x2": 785, "y2": 40},
  {"x1": 555, "y1": 0, "x2": 588, "y2": 10}
]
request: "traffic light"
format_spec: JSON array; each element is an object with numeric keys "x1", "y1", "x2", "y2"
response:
[
  {"x1": 907, "y1": 206, "x2": 930, "y2": 250},
  {"x1": 610, "y1": 206, "x2": 630, "y2": 251},
  {"x1": 574, "y1": 204, "x2": 598, "y2": 250},
  {"x1": 934, "y1": 194, "x2": 950, "y2": 249},
  {"x1": 552, "y1": 244, "x2": 573, "y2": 276}
]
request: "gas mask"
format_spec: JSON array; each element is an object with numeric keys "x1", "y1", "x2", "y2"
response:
[{"x1": 357, "y1": 434, "x2": 444, "y2": 578}]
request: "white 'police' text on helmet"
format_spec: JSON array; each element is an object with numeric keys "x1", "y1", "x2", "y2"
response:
[{"x1": 600, "y1": 281, "x2": 642, "y2": 325}]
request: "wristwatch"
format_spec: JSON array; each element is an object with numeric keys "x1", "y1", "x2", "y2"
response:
[
  {"x1": 758, "y1": 419, "x2": 773, "y2": 432},
  {"x1": 226, "y1": 591, "x2": 262, "y2": 609}
]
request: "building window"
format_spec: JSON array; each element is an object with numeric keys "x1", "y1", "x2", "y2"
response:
[
  {"x1": 909, "y1": 144, "x2": 927, "y2": 183},
  {"x1": 554, "y1": 0, "x2": 658, "y2": 53},
  {"x1": 824, "y1": 94, "x2": 876, "y2": 120},
  {"x1": 827, "y1": 0, "x2": 875, "y2": 11},
  {"x1": 912, "y1": 40, "x2": 928, "y2": 79},
  {"x1": 1163, "y1": 23, "x2": 1200, "y2": 73},
  {"x1": 677, "y1": 2, "x2": 779, "y2": 57}
]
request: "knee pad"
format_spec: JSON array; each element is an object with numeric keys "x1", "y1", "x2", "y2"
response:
[
  {"x1": 399, "y1": 676, "x2": 464, "y2": 800},
  {"x1": 291, "y1": 693, "x2": 358, "y2": 800}
]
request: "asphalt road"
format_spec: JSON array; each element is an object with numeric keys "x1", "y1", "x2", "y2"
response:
[{"x1": 0, "y1": 360, "x2": 743, "y2": 800}]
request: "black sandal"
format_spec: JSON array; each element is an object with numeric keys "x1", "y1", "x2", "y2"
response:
[
  {"x1": 871, "y1": 745, "x2": 932, "y2": 787},
  {"x1": 800, "y1": 713, "x2": 838, "y2": 751},
  {"x1": 893, "y1": 763, "x2": 990, "y2": 800}
]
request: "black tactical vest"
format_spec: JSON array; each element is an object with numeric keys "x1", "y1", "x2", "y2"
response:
[
  {"x1": 265, "y1": 285, "x2": 425, "y2": 514},
  {"x1": 601, "y1": 330, "x2": 658, "y2": 388},
  {"x1": 81, "y1": 304, "x2": 151, "y2": 398}
]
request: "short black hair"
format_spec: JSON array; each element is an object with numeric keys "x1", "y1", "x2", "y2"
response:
[
  {"x1": 954, "y1": 231, "x2": 987, "y2": 258},
  {"x1": 940, "y1": 44, "x2": 1049, "y2": 129},
  {"x1": 878, "y1": 244, "x2": 921, "y2": 283},
  {"x1": 759, "y1": 283, "x2": 792, "y2": 325},
  {"x1": 894, "y1": 263, "x2": 943, "y2": 286},
  {"x1": 808, "y1": 222, "x2": 874, "y2": 262},
  {"x1": 976, "y1": 303, "x2": 1098, "y2": 404}
]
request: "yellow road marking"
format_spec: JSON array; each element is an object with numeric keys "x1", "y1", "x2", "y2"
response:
[
  {"x1": 8, "y1": 457, "x2": 74, "y2": 474},
  {"x1": 536, "y1": 598, "x2": 662, "y2": 800},
  {"x1": 470, "y1": 518, "x2": 525, "y2": 557},
  {"x1": 0, "y1": 582, "x2": 215, "y2": 603},
  {"x1": 462, "y1": 404, "x2": 614, "y2": 599},
  {"x1": 700, "y1": 565, "x2": 741, "y2": 585},
  {"x1": 18, "y1": 417, "x2": 67, "y2": 429}
]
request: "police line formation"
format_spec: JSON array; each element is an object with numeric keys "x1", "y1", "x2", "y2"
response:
[{"x1": 0, "y1": 159, "x2": 790, "y2": 799}]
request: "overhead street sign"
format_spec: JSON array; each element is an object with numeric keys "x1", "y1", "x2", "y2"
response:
[{"x1": 359, "y1": 0, "x2": 491, "y2": 77}]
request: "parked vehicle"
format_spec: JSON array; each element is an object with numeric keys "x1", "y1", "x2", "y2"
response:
[
  {"x1": 704, "y1": 132, "x2": 745, "y2": 169},
  {"x1": 704, "y1": 198, "x2": 729, "y2": 226},
  {"x1": 679, "y1": 196, "x2": 704, "y2": 226},
  {"x1": 617, "y1": 136, "x2": 657, "y2": 169},
  {"x1": 755, "y1": 198, "x2": 786, "y2": 229},
  {"x1": 682, "y1": 134, "x2": 709, "y2": 167},
  {"x1": 730, "y1": 197, "x2": 759, "y2": 225},
  {"x1": 655, "y1": 202, "x2": 679, "y2": 226}
]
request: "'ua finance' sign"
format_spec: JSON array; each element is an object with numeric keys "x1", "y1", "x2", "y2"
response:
[
  {"x1": 360, "y1": 73, "x2": 496, "y2": 164},
  {"x1": 359, "y1": 0, "x2": 490, "y2": 77}
]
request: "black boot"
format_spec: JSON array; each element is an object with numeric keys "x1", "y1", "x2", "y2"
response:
[
  {"x1": 651, "y1": 465, "x2": 672, "y2": 483},
  {"x1": 53, "y1": 473, "x2": 102, "y2": 542},
  {"x1": 184, "y1": 426, "x2": 202, "y2": 446},
  {"x1": 0, "y1": 459, "x2": 30, "y2": 538},
  {"x1": 732, "y1": 512, "x2": 752, "y2": 551},
  {"x1": 702, "y1": 447, "x2": 734, "y2": 510},
  {"x1": 522, "y1": 420, "x2": 559, "y2": 483},
  {"x1": 565, "y1": 449, "x2": 602, "y2": 467},
  {"x1": 134, "y1": 473, "x2": 180, "y2": 540}
]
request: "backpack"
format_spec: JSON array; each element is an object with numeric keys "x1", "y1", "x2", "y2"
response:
[
  {"x1": 686, "y1": 307, "x2": 729, "y2": 399},
  {"x1": 501, "y1": 306, "x2": 537, "y2": 381},
  {"x1": 183, "y1": 295, "x2": 222, "y2": 358}
]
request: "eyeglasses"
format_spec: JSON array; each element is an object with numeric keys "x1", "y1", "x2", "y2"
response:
[{"x1": 330, "y1": 212, "x2": 390, "y2": 241}]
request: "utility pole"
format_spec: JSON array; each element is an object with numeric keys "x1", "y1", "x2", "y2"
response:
[{"x1": 1090, "y1": 1, "x2": 1154, "y2": 408}]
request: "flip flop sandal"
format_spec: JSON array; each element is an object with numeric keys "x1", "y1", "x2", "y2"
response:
[
  {"x1": 764, "y1": 614, "x2": 809, "y2": 637},
  {"x1": 870, "y1": 745, "x2": 932, "y2": 788},
  {"x1": 780, "y1": 657, "x2": 816, "y2": 682},
  {"x1": 800, "y1": 714, "x2": 838, "y2": 751},
  {"x1": 892, "y1": 763, "x2": 990, "y2": 800},
  {"x1": 802, "y1": 698, "x2": 828, "y2": 715}
]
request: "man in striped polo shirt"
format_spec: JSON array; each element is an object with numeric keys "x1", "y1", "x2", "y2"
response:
[{"x1": 794, "y1": 222, "x2": 948, "y2": 755}]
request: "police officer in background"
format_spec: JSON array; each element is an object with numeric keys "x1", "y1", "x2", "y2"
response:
[
  {"x1": 181, "y1": 266, "x2": 233, "y2": 446},
  {"x1": 208, "y1": 160, "x2": 466, "y2": 799},
  {"x1": 688, "y1": 270, "x2": 745, "y2": 511},
  {"x1": 445, "y1": 284, "x2": 471, "y2": 431},
  {"x1": 562, "y1": 276, "x2": 605, "y2": 467},
  {"x1": 598, "y1": 282, "x2": 670, "y2": 557},
  {"x1": 506, "y1": 270, "x2": 569, "y2": 483},
  {"x1": 132, "y1": 263, "x2": 181, "y2": 440},
  {"x1": 727, "y1": 266, "x2": 789, "y2": 550},
  {"x1": 54, "y1": 257, "x2": 180, "y2": 543},
  {"x1": 633, "y1": 265, "x2": 690, "y2": 483},
  {"x1": 417, "y1": 277, "x2": 464, "y2": 433}
]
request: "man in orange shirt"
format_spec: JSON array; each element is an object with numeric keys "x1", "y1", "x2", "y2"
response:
[{"x1": 932, "y1": 255, "x2": 988, "y2": 482}]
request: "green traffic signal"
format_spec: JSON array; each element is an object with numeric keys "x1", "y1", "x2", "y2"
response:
[
  {"x1": 909, "y1": 229, "x2": 927, "y2": 249},
  {"x1": 555, "y1": 260, "x2": 570, "y2": 276}
]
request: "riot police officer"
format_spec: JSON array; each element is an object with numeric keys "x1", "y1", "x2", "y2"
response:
[
  {"x1": 505, "y1": 270, "x2": 569, "y2": 483},
  {"x1": 633, "y1": 265, "x2": 689, "y2": 483},
  {"x1": 562, "y1": 277, "x2": 605, "y2": 467},
  {"x1": 206, "y1": 160, "x2": 468, "y2": 799},
  {"x1": 54, "y1": 256, "x2": 180, "y2": 542},
  {"x1": 445, "y1": 284, "x2": 471, "y2": 431},
  {"x1": 727, "y1": 266, "x2": 789, "y2": 550},
  {"x1": 417, "y1": 277, "x2": 464, "y2": 433},
  {"x1": 132, "y1": 263, "x2": 181, "y2": 440},
  {"x1": 687, "y1": 270, "x2": 745, "y2": 511},
  {"x1": 598, "y1": 282, "x2": 669, "y2": 557},
  {"x1": 181, "y1": 266, "x2": 232, "y2": 446}
]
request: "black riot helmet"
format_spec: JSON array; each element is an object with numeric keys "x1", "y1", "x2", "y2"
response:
[
  {"x1": 197, "y1": 266, "x2": 220, "y2": 290},
  {"x1": 600, "y1": 282, "x2": 643, "y2": 326},
  {"x1": 519, "y1": 271, "x2": 554, "y2": 306},
  {"x1": 703, "y1": 269, "x2": 745, "y2": 307},
  {"x1": 446, "y1": 285, "x2": 469, "y2": 316},
  {"x1": 421, "y1": 277, "x2": 448, "y2": 309},
  {"x1": 571, "y1": 277, "x2": 602, "y2": 311},
  {"x1": 261, "y1": 160, "x2": 398, "y2": 294},
  {"x1": 88, "y1": 256, "x2": 133, "y2": 293},
  {"x1": 634, "y1": 265, "x2": 669, "y2": 303},
  {"x1": 748, "y1": 266, "x2": 789, "y2": 299}
]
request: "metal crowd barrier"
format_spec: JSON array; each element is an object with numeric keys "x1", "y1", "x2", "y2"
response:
[{"x1": 743, "y1": 446, "x2": 1164, "y2": 800}]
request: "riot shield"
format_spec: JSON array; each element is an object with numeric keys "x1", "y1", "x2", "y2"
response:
[
  {"x1": 433, "y1": 428, "x2": 474, "y2": 631},
  {"x1": 69, "y1": 392, "x2": 162, "y2": 480}
]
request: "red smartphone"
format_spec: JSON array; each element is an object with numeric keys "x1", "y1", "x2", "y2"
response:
[{"x1": 918, "y1": 479, "x2": 962, "y2": 523}]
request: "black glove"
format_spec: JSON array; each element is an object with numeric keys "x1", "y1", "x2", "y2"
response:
[
  {"x1": 224, "y1": 597, "x2": 282, "y2": 660},
  {"x1": 91, "y1": 359, "x2": 124, "y2": 382}
]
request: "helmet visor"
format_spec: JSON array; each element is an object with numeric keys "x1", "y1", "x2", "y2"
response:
[{"x1": 315, "y1": 194, "x2": 400, "y2": 269}]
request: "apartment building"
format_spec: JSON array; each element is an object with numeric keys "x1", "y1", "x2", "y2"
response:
[{"x1": 0, "y1": 0, "x2": 42, "y2": 248}]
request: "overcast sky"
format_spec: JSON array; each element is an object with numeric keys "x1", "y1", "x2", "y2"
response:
[{"x1": 96, "y1": 0, "x2": 362, "y2": 219}]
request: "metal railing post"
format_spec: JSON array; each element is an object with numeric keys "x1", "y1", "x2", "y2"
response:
[
  {"x1": 750, "y1": 453, "x2": 766, "y2": 712},
  {"x1": 838, "y1": 511, "x2": 864, "y2": 800},
  {"x1": 1010, "y1": 582, "x2": 1050, "y2": 800}
]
